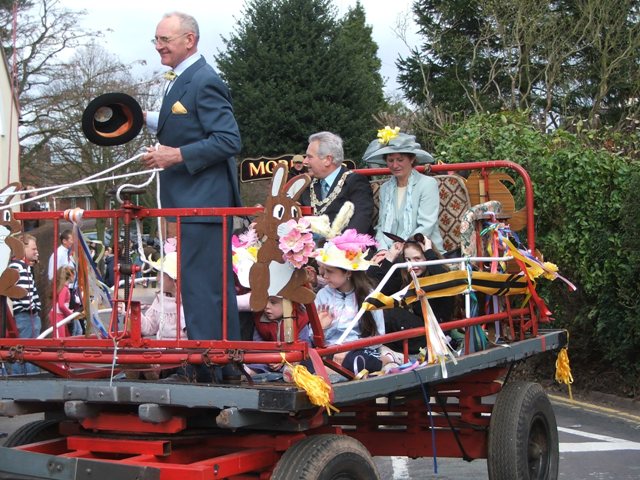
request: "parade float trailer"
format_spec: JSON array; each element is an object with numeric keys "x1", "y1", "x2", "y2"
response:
[{"x1": 0, "y1": 159, "x2": 571, "y2": 480}]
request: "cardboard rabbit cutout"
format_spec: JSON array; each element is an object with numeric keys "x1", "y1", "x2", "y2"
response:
[
  {"x1": 249, "y1": 164, "x2": 315, "y2": 311},
  {"x1": 0, "y1": 183, "x2": 27, "y2": 299}
]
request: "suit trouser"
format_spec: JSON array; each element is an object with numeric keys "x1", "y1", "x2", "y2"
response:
[{"x1": 179, "y1": 222, "x2": 239, "y2": 341}]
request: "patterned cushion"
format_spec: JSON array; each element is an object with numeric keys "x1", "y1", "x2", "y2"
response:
[
  {"x1": 434, "y1": 174, "x2": 471, "y2": 252},
  {"x1": 369, "y1": 178, "x2": 386, "y2": 227},
  {"x1": 369, "y1": 173, "x2": 470, "y2": 252}
]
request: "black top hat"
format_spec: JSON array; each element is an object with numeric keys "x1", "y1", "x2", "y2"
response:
[{"x1": 82, "y1": 92, "x2": 144, "y2": 146}]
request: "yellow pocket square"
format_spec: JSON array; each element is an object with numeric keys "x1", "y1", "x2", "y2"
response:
[{"x1": 171, "y1": 101, "x2": 188, "y2": 114}]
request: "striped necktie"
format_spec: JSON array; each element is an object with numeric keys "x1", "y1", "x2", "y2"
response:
[{"x1": 321, "y1": 180, "x2": 330, "y2": 199}]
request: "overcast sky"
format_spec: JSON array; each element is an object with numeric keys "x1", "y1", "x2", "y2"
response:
[{"x1": 59, "y1": 0, "x2": 420, "y2": 96}]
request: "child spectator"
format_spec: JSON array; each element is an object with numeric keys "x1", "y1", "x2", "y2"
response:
[
  {"x1": 123, "y1": 252, "x2": 186, "y2": 380},
  {"x1": 103, "y1": 246, "x2": 114, "y2": 287},
  {"x1": 141, "y1": 252, "x2": 186, "y2": 339},
  {"x1": 244, "y1": 295, "x2": 310, "y2": 377},
  {"x1": 312, "y1": 230, "x2": 386, "y2": 376},
  {"x1": 49, "y1": 266, "x2": 76, "y2": 337},
  {"x1": 231, "y1": 227, "x2": 260, "y2": 340},
  {"x1": 368, "y1": 233, "x2": 456, "y2": 354}
]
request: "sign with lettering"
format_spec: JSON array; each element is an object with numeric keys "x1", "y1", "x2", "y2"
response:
[
  {"x1": 240, "y1": 155, "x2": 294, "y2": 182},
  {"x1": 240, "y1": 155, "x2": 356, "y2": 182}
]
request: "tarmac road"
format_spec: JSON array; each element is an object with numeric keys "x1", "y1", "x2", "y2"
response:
[
  {"x1": 1, "y1": 391, "x2": 639, "y2": 479},
  {"x1": 373, "y1": 392, "x2": 640, "y2": 479}
]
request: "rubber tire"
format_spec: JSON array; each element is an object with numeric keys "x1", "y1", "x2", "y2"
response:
[
  {"x1": 271, "y1": 434, "x2": 380, "y2": 480},
  {"x1": 488, "y1": 381, "x2": 559, "y2": 480},
  {"x1": 4, "y1": 419, "x2": 61, "y2": 447}
]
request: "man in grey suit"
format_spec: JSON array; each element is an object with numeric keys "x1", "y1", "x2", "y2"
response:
[{"x1": 142, "y1": 12, "x2": 241, "y2": 374}]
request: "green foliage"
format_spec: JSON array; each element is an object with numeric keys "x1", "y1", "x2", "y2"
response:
[
  {"x1": 215, "y1": 0, "x2": 385, "y2": 160},
  {"x1": 400, "y1": 0, "x2": 640, "y2": 129},
  {"x1": 435, "y1": 112, "x2": 640, "y2": 386}
]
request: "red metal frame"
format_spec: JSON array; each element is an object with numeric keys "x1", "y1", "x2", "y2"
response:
[
  {"x1": 0, "y1": 161, "x2": 560, "y2": 478},
  {"x1": 16, "y1": 433, "x2": 302, "y2": 480},
  {"x1": 6, "y1": 368, "x2": 508, "y2": 479},
  {"x1": 4, "y1": 160, "x2": 542, "y2": 373}
]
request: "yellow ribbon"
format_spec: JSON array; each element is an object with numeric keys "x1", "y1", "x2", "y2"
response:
[
  {"x1": 555, "y1": 342, "x2": 574, "y2": 400},
  {"x1": 281, "y1": 353, "x2": 339, "y2": 415}
]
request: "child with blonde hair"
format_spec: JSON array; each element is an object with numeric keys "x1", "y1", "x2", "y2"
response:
[
  {"x1": 141, "y1": 252, "x2": 186, "y2": 339},
  {"x1": 125, "y1": 252, "x2": 186, "y2": 380},
  {"x1": 50, "y1": 265, "x2": 76, "y2": 337}
]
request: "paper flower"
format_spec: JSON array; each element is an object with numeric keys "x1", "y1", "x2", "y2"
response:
[
  {"x1": 278, "y1": 218, "x2": 317, "y2": 268},
  {"x1": 377, "y1": 125, "x2": 401, "y2": 145},
  {"x1": 232, "y1": 227, "x2": 259, "y2": 249},
  {"x1": 232, "y1": 227, "x2": 261, "y2": 279}
]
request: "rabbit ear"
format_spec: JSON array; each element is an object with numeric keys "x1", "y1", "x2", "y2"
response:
[
  {"x1": 270, "y1": 164, "x2": 288, "y2": 197},
  {"x1": 285, "y1": 174, "x2": 311, "y2": 201},
  {"x1": 0, "y1": 182, "x2": 22, "y2": 207}
]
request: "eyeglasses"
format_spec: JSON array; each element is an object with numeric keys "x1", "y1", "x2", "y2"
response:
[{"x1": 151, "y1": 32, "x2": 189, "y2": 46}]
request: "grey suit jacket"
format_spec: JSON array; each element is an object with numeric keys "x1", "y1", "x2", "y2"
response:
[{"x1": 157, "y1": 56, "x2": 242, "y2": 222}]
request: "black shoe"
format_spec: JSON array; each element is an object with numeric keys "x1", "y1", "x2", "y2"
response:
[
  {"x1": 159, "y1": 365, "x2": 204, "y2": 383},
  {"x1": 221, "y1": 363, "x2": 242, "y2": 385},
  {"x1": 158, "y1": 373, "x2": 191, "y2": 384}
]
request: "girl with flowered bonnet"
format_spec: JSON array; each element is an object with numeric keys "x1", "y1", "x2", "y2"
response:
[{"x1": 312, "y1": 229, "x2": 386, "y2": 375}]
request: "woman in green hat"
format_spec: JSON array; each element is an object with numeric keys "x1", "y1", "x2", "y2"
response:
[{"x1": 362, "y1": 128, "x2": 444, "y2": 253}]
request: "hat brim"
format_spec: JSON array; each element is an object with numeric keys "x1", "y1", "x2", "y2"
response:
[
  {"x1": 364, "y1": 146, "x2": 434, "y2": 167},
  {"x1": 149, "y1": 253, "x2": 178, "y2": 280},
  {"x1": 82, "y1": 93, "x2": 144, "y2": 146},
  {"x1": 316, "y1": 251, "x2": 371, "y2": 271}
]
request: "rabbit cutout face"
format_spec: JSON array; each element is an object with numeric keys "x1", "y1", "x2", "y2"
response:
[
  {"x1": 249, "y1": 164, "x2": 315, "y2": 311},
  {"x1": 0, "y1": 182, "x2": 27, "y2": 299}
]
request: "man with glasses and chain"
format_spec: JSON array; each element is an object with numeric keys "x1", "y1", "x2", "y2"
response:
[
  {"x1": 142, "y1": 12, "x2": 242, "y2": 383},
  {"x1": 301, "y1": 131, "x2": 375, "y2": 244}
]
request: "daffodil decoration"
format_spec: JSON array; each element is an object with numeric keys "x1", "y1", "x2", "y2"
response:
[{"x1": 377, "y1": 125, "x2": 401, "y2": 145}]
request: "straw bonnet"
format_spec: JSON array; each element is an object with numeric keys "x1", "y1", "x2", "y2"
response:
[
  {"x1": 315, "y1": 229, "x2": 377, "y2": 272},
  {"x1": 363, "y1": 128, "x2": 434, "y2": 167},
  {"x1": 149, "y1": 252, "x2": 178, "y2": 280}
]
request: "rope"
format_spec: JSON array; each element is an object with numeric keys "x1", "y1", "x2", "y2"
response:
[
  {"x1": 0, "y1": 152, "x2": 161, "y2": 211},
  {"x1": 8, "y1": 1, "x2": 19, "y2": 183},
  {"x1": 109, "y1": 337, "x2": 119, "y2": 387},
  {"x1": 116, "y1": 169, "x2": 158, "y2": 204},
  {"x1": 414, "y1": 370, "x2": 439, "y2": 474}
]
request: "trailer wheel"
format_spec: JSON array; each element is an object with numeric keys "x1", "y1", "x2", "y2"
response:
[
  {"x1": 271, "y1": 434, "x2": 380, "y2": 480},
  {"x1": 4, "y1": 419, "x2": 61, "y2": 447},
  {"x1": 488, "y1": 381, "x2": 559, "y2": 480}
]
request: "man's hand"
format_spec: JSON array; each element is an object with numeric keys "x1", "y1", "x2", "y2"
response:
[{"x1": 142, "y1": 145, "x2": 183, "y2": 169}]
